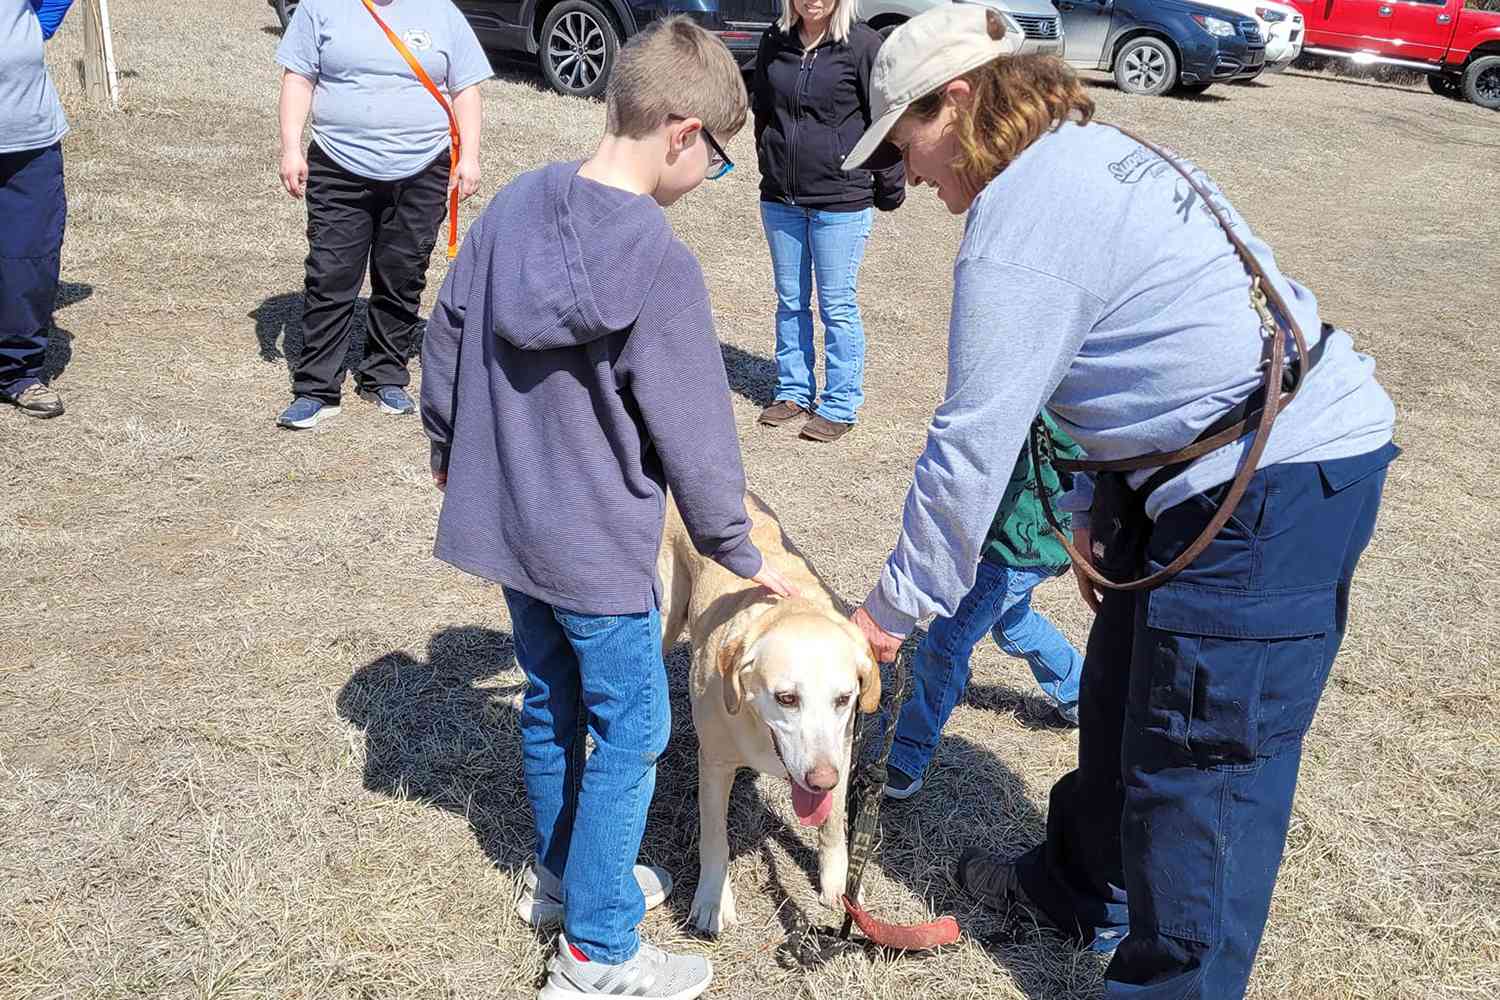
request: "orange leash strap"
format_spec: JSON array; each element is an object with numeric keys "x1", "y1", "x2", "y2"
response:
[{"x1": 360, "y1": 0, "x2": 461, "y2": 259}]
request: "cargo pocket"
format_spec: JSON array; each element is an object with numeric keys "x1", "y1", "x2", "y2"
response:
[{"x1": 1140, "y1": 582, "x2": 1338, "y2": 766}]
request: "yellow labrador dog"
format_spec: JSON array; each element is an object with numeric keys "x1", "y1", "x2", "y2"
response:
[{"x1": 658, "y1": 491, "x2": 880, "y2": 935}]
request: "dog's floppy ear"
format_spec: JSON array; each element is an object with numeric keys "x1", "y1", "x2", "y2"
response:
[
  {"x1": 857, "y1": 643, "x2": 882, "y2": 714},
  {"x1": 718, "y1": 634, "x2": 762, "y2": 715}
]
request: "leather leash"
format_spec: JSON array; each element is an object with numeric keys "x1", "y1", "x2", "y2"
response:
[
  {"x1": 1030, "y1": 125, "x2": 1319, "y2": 592},
  {"x1": 360, "y1": 0, "x2": 462, "y2": 259}
]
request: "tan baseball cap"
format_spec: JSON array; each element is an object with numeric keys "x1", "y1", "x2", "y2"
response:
[{"x1": 843, "y1": 5, "x2": 1023, "y2": 173}]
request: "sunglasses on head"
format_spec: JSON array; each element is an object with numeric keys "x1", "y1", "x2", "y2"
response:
[{"x1": 669, "y1": 115, "x2": 734, "y2": 180}]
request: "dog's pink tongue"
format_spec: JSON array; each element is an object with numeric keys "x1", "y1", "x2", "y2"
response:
[{"x1": 791, "y1": 784, "x2": 833, "y2": 827}]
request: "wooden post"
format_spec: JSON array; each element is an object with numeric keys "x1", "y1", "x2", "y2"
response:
[{"x1": 80, "y1": 0, "x2": 120, "y2": 108}]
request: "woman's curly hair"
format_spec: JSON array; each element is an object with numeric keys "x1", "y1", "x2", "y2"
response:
[{"x1": 908, "y1": 54, "x2": 1094, "y2": 193}]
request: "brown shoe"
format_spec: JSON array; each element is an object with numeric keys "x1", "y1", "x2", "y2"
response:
[
  {"x1": 799, "y1": 414, "x2": 853, "y2": 442},
  {"x1": 758, "y1": 400, "x2": 808, "y2": 427},
  {"x1": 6, "y1": 382, "x2": 65, "y2": 419}
]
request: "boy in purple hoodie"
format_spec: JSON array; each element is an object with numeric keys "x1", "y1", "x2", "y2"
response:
[{"x1": 420, "y1": 18, "x2": 793, "y2": 1000}]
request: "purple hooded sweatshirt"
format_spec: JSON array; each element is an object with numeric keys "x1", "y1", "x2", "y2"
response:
[{"x1": 420, "y1": 161, "x2": 763, "y2": 615}]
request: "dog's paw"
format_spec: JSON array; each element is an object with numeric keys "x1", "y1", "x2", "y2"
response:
[
  {"x1": 818, "y1": 854, "x2": 850, "y2": 911},
  {"x1": 689, "y1": 879, "x2": 738, "y2": 936}
]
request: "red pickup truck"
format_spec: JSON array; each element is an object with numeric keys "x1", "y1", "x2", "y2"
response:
[{"x1": 1289, "y1": 0, "x2": 1500, "y2": 108}]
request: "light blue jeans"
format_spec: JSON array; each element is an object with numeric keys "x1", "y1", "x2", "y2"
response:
[
  {"x1": 503, "y1": 587, "x2": 670, "y2": 964},
  {"x1": 889, "y1": 560, "x2": 1084, "y2": 781},
  {"x1": 760, "y1": 201, "x2": 873, "y2": 425}
]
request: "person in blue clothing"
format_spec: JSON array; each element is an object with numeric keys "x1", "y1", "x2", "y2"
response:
[
  {"x1": 273, "y1": 0, "x2": 491, "y2": 429},
  {"x1": 845, "y1": 9, "x2": 1399, "y2": 1000},
  {"x1": 1, "y1": 0, "x2": 76, "y2": 419},
  {"x1": 884, "y1": 411, "x2": 1086, "y2": 801},
  {"x1": 751, "y1": 0, "x2": 904, "y2": 442}
]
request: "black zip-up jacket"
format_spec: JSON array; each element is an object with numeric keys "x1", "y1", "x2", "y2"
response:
[{"x1": 752, "y1": 23, "x2": 905, "y2": 213}]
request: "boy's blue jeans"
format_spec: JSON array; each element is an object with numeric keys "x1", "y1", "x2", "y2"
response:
[
  {"x1": 760, "y1": 201, "x2": 873, "y2": 425},
  {"x1": 890, "y1": 560, "x2": 1083, "y2": 781},
  {"x1": 503, "y1": 587, "x2": 670, "y2": 964}
]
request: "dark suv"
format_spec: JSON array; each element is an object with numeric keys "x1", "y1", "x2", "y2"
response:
[
  {"x1": 1057, "y1": 0, "x2": 1266, "y2": 95},
  {"x1": 270, "y1": 0, "x2": 778, "y2": 99}
]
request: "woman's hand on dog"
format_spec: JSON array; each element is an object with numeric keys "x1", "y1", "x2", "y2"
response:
[
  {"x1": 851, "y1": 606, "x2": 903, "y2": 664},
  {"x1": 752, "y1": 564, "x2": 799, "y2": 599}
]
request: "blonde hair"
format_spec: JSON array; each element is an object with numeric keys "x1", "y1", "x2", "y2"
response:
[
  {"x1": 907, "y1": 54, "x2": 1094, "y2": 190},
  {"x1": 605, "y1": 16, "x2": 748, "y2": 139},
  {"x1": 776, "y1": 0, "x2": 857, "y2": 44}
]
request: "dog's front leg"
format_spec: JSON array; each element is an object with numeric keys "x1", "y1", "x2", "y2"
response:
[
  {"x1": 817, "y1": 758, "x2": 852, "y2": 911},
  {"x1": 689, "y1": 754, "x2": 738, "y2": 935}
]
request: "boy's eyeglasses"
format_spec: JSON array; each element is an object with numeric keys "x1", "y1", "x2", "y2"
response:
[
  {"x1": 701, "y1": 127, "x2": 734, "y2": 180},
  {"x1": 669, "y1": 115, "x2": 734, "y2": 180}
]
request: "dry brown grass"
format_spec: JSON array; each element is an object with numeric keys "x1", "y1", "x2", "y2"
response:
[{"x1": 3, "y1": 3, "x2": 1497, "y2": 998}]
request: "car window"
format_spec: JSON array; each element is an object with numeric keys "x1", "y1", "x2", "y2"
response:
[{"x1": 1465, "y1": 0, "x2": 1500, "y2": 10}]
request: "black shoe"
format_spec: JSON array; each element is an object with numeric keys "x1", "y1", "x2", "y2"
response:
[
  {"x1": 883, "y1": 765, "x2": 924, "y2": 801},
  {"x1": 956, "y1": 848, "x2": 1025, "y2": 910}
]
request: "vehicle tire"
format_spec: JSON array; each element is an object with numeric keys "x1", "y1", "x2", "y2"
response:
[
  {"x1": 1427, "y1": 74, "x2": 1462, "y2": 99},
  {"x1": 538, "y1": 1, "x2": 620, "y2": 100},
  {"x1": 274, "y1": 0, "x2": 298, "y2": 30},
  {"x1": 1461, "y1": 55, "x2": 1500, "y2": 110},
  {"x1": 1178, "y1": 82, "x2": 1213, "y2": 95},
  {"x1": 874, "y1": 18, "x2": 906, "y2": 40},
  {"x1": 1114, "y1": 37, "x2": 1178, "y2": 97}
]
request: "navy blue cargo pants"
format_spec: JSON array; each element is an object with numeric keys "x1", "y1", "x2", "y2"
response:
[
  {"x1": 1017, "y1": 443, "x2": 1398, "y2": 999},
  {"x1": 0, "y1": 143, "x2": 66, "y2": 398}
]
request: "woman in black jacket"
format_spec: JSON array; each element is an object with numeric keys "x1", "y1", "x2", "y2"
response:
[{"x1": 752, "y1": 0, "x2": 904, "y2": 442}]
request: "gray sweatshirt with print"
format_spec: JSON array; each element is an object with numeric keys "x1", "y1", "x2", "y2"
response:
[{"x1": 864, "y1": 122, "x2": 1395, "y2": 637}]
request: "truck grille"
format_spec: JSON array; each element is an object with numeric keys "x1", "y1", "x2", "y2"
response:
[{"x1": 1012, "y1": 14, "x2": 1061, "y2": 40}]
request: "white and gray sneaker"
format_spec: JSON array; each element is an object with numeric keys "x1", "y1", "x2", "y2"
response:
[
  {"x1": 515, "y1": 862, "x2": 673, "y2": 929},
  {"x1": 539, "y1": 934, "x2": 711, "y2": 1000}
]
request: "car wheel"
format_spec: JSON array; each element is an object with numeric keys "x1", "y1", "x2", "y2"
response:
[
  {"x1": 1114, "y1": 37, "x2": 1178, "y2": 97},
  {"x1": 274, "y1": 0, "x2": 298, "y2": 30},
  {"x1": 1178, "y1": 82, "x2": 1213, "y2": 95},
  {"x1": 1461, "y1": 55, "x2": 1500, "y2": 110},
  {"x1": 539, "y1": 1, "x2": 619, "y2": 100},
  {"x1": 1427, "y1": 74, "x2": 1462, "y2": 99}
]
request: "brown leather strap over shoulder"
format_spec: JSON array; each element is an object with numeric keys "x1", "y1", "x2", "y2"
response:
[{"x1": 1033, "y1": 126, "x2": 1313, "y2": 592}]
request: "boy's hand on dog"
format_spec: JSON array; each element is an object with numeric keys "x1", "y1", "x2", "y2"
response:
[
  {"x1": 851, "y1": 606, "x2": 902, "y2": 664},
  {"x1": 433, "y1": 471, "x2": 447, "y2": 492},
  {"x1": 752, "y1": 564, "x2": 799, "y2": 599}
]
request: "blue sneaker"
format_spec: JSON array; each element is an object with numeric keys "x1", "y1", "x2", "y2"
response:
[
  {"x1": 359, "y1": 385, "x2": 415, "y2": 415},
  {"x1": 276, "y1": 396, "x2": 340, "y2": 429}
]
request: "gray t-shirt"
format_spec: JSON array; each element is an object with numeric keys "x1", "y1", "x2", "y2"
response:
[
  {"x1": 1, "y1": 0, "x2": 69, "y2": 154},
  {"x1": 276, "y1": 0, "x2": 491, "y2": 181}
]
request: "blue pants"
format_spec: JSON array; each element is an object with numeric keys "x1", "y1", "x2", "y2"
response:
[
  {"x1": 891, "y1": 560, "x2": 1082, "y2": 780},
  {"x1": 0, "y1": 144, "x2": 66, "y2": 397},
  {"x1": 760, "y1": 201, "x2": 873, "y2": 425},
  {"x1": 1016, "y1": 445, "x2": 1398, "y2": 999},
  {"x1": 503, "y1": 588, "x2": 670, "y2": 964}
]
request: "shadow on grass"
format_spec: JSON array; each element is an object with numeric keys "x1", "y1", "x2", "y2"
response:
[
  {"x1": 720, "y1": 341, "x2": 777, "y2": 408},
  {"x1": 39, "y1": 281, "x2": 92, "y2": 384},
  {"x1": 251, "y1": 291, "x2": 413, "y2": 391},
  {"x1": 337, "y1": 625, "x2": 1089, "y2": 998}
]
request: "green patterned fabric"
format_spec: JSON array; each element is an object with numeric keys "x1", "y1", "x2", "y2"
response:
[{"x1": 981, "y1": 412, "x2": 1084, "y2": 570}]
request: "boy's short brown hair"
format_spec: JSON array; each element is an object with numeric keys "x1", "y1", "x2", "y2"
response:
[{"x1": 605, "y1": 16, "x2": 748, "y2": 139}]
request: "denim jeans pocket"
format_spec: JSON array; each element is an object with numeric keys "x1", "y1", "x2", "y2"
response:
[
  {"x1": 553, "y1": 608, "x2": 626, "y2": 639},
  {"x1": 1140, "y1": 583, "x2": 1337, "y2": 766}
]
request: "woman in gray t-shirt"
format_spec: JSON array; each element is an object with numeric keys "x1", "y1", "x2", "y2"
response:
[{"x1": 272, "y1": 0, "x2": 491, "y2": 429}]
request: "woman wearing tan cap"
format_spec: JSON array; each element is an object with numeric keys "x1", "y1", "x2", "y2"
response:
[{"x1": 843, "y1": 7, "x2": 1398, "y2": 999}]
